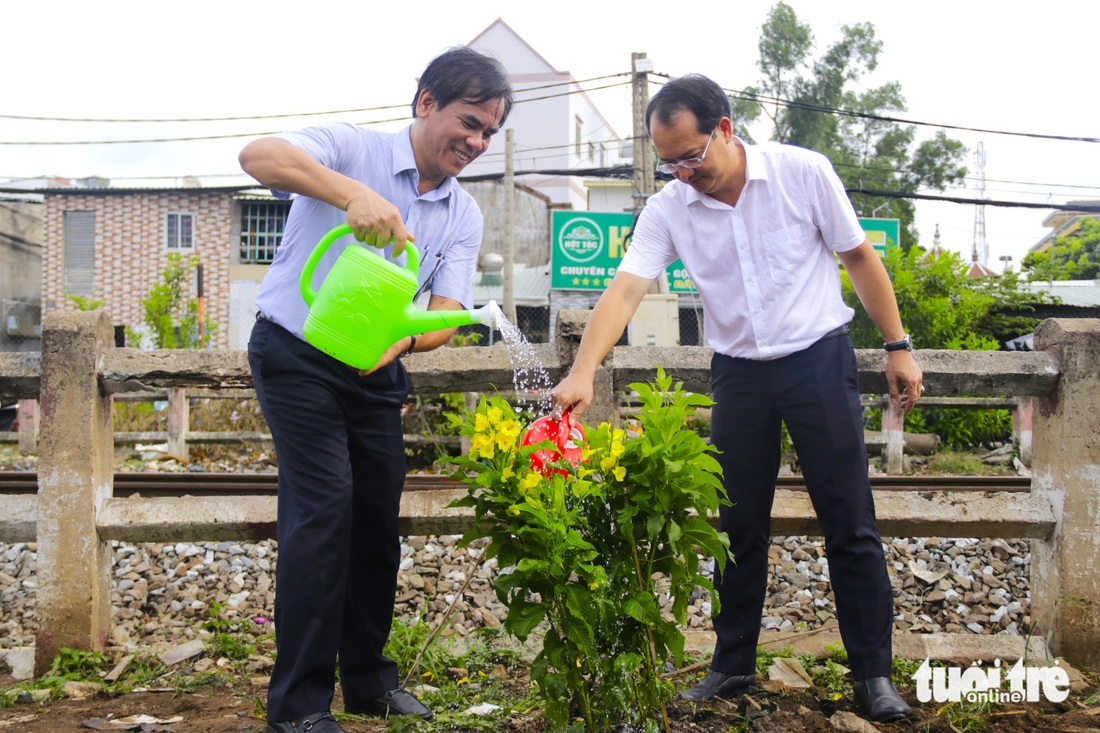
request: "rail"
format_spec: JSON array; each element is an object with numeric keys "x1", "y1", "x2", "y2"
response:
[{"x1": 0, "y1": 309, "x2": 1098, "y2": 674}]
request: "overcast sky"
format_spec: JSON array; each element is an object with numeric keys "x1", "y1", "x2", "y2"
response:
[{"x1": 4, "y1": 0, "x2": 1097, "y2": 272}]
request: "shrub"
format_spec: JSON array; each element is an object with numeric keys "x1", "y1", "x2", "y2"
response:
[{"x1": 444, "y1": 369, "x2": 730, "y2": 731}]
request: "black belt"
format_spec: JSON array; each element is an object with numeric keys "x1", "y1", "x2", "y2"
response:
[{"x1": 821, "y1": 324, "x2": 850, "y2": 340}]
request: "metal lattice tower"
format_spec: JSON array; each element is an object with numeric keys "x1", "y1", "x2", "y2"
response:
[{"x1": 972, "y1": 142, "x2": 988, "y2": 265}]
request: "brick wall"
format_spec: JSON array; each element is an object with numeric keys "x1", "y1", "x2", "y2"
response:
[{"x1": 41, "y1": 190, "x2": 235, "y2": 349}]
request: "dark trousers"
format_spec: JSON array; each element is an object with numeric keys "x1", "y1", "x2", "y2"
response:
[
  {"x1": 708, "y1": 331, "x2": 894, "y2": 679},
  {"x1": 248, "y1": 317, "x2": 410, "y2": 721}
]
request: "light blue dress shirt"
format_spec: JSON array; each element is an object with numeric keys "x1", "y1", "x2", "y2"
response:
[{"x1": 255, "y1": 122, "x2": 483, "y2": 339}]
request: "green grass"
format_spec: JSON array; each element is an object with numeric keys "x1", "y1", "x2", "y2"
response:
[{"x1": 924, "y1": 451, "x2": 1009, "y2": 476}]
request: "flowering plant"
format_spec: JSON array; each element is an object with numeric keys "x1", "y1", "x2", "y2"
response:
[{"x1": 445, "y1": 369, "x2": 730, "y2": 731}]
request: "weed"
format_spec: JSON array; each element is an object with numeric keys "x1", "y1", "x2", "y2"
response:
[
  {"x1": 813, "y1": 660, "x2": 851, "y2": 700},
  {"x1": 382, "y1": 713, "x2": 430, "y2": 732},
  {"x1": 936, "y1": 697, "x2": 998, "y2": 732},
  {"x1": 201, "y1": 600, "x2": 256, "y2": 661},
  {"x1": 925, "y1": 451, "x2": 1007, "y2": 476},
  {"x1": 48, "y1": 646, "x2": 108, "y2": 681},
  {"x1": 823, "y1": 641, "x2": 848, "y2": 665},
  {"x1": 892, "y1": 656, "x2": 924, "y2": 687}
]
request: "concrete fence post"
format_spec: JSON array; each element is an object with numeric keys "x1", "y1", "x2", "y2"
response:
[
  {"x1": 167, "y1": 387, "x2": 189, "y2": 461},
  {"x1": 1011, "y1": 396, "x2": 1033, "y2": 468},
  {"x1": 1030, "y1": 318, "x2": 1100, "y2": 669},
  {"x1": 882, "y1": 402, "x2": 904, "y2": 475},
  {"x1": 34, "y1": 310, "x2": 115, "y2": 674},
  {"x1": 16, "y1": 399, "x2": 38, "y2": 454}
]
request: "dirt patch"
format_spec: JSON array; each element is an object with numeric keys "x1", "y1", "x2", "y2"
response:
[{"x1": 3, "y1": 670, "x2": 1098, "y2": 733}]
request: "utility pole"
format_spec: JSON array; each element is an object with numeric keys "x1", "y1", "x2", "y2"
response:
[
  {"x1": 631, "y1": 52, "x2": 656, "y2": 216},
  {"x1": 631, "y1": 52, "x2": 666, "y2": 292},
  {"x1": 503, "y1": 129, "x2": 516, "y2": 324}
]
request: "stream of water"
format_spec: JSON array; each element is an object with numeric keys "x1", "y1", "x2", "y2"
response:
[{"x1": 487, "y1": 301, "x2": 554, "y2": 416}]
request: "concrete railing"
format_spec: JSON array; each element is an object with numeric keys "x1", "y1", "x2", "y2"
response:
[{"x1": 0, "y1": 310, "x2": 1097, "y2": 674}]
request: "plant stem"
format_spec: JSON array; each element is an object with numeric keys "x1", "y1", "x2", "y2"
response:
[
  {"x1": 401, "y1": 549, "x2": 486, "y2": 688},
  {"x1": 631, "y1": 540, "x2": 670, "y2": 733}
]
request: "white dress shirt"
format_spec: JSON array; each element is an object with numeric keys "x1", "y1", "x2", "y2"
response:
[{"x1": 620, "y1": 138, "x2": 865, "y2": 360}]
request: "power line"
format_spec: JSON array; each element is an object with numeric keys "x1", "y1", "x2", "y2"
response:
[
  {"x1": 0, "y1": 74, "x2": 629, "y2": 124},
  {"x1": 0, "y1": 80, "x2": 631, "y2": 146},
  {"x1": 707, "y1": 80, "x2": 1100, "y2": 144}
]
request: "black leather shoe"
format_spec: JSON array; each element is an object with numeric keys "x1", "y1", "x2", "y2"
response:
[
  {"x1": 852, "y1": 676, "x2": 912, "y2": 722},
  {"x1": 348, "y1": 688, "x2": 434, "y2": 722},
  {"x1": 265, "y1": 711, "x2": 346, "y2": 733},
  {"x1": 679, "y1": 670, "x2": 757, "y2": 701}
]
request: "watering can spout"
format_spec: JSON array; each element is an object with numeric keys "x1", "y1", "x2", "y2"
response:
[{"x1": 399, "y1": 299, "x2": 498, "y2": 337}]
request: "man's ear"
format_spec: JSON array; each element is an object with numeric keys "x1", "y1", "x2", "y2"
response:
[{"x1": 414, "y1": 89, "x2": 437, "y2": 119}]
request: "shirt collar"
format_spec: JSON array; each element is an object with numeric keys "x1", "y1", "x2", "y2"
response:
[{"x1": 393, "y1": 124, "x2": 457, "y2": 202}]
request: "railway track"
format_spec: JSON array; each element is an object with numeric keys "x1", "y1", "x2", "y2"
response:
[{"x1": 0, "y1": 471, "x2": 1032, "y2": 497}]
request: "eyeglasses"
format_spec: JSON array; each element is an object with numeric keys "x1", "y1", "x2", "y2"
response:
[{"x1": 657, "y1": 129, "x2": 717, "y2": 175}]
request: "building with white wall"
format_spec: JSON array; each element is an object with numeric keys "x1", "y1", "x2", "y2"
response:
[{"x1": 465, "y1": 19, "x2": 627, "y2": 211}]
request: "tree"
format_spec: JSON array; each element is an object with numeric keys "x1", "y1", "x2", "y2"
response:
[
  {"x1": 1021, "y1": 217, "x2": 1100, "y2": 281},
  {"x1": 730, "y1": 3, "x2": 968, "y2": 249},
  {"x1": 841, "y1": 247, "x2": 1052, "y2": 449},
  {"x1": 126, "y1": 254, "x2": 216, "y2": 349}
]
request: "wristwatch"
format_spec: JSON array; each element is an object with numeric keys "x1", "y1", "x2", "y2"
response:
[
  {"x1": 884, "y1": 334, "x2": 912, "y2": 352},
  {"x1": 401, "y1": 334, "x2": 417, "y2": 357}
]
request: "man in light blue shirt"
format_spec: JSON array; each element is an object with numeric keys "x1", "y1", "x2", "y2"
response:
[{"x1": 240, "y1": 47, "x2": 512, "y2": 733}]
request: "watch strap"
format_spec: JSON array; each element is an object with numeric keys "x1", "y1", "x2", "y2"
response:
[{"x1": 884, "y1": 334, "x2": 912, "y2": 352}]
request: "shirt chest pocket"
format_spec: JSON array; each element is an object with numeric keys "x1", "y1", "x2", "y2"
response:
[{"x1": 761, "y1": 223, "x2": 818, "y2": 286}]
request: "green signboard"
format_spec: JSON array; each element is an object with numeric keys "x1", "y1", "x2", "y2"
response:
[
  {"x1": 858, "y1": 217, "x2": 900, "y2": 256},
  {"x1": 550, "y1": 211, "x2": 695, "y2": 292}
]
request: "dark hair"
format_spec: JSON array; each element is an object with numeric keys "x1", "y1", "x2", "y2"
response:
[
  {"x1": 646, "y1": 74, "x2": 730, "y2": 135},
  {"x1": 412, "y1": 46, "x2": 513, "y2": 125}
]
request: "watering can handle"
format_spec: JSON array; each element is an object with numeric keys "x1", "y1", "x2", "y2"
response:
[
  {"x1": 559, "y1": 407, "x2": 574, "y2": 444},
  {"x1": 299, "y1": 224, "x2": 421, "y2": 307}
]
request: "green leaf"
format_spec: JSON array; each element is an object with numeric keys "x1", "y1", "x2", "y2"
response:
[{"x1": 504, "y1": 599, "x2": 546, "y2": 640}]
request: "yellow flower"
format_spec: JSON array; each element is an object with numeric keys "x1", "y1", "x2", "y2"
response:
[
  {"x1": 487, "y1": 405, "x2": 504, "y2": 425},
  {"x1": 600, "y1": 456, "x2": 617, "y2": 473},
  {"x1": 588, "y1": 580, "x2": 600, "y2": 590},
  {"x1": 471, "y1": 433, "x2": 496, "y2": 459},
  {"x1": 474, "y1": 413, "x2": 490, "y2": 432},
  {"x1": 507, "y1": 505, "x2": 520, "y2": 516},
  {"x1": 612, "y1": 428, "x2": 625, "y2": 442},
  {"x1": 613, "y1": 465, "x2": 626, "y2": 482},
  {"x1": 501, "y1": 465, "x2": 515, "y2": 481},
  {"x1": 581, "y1": 447, "x2": 596, "y2": 461},
  {"x1": 495, "y1": 419, "x2": 521, "y2": 451},
  {"x1": 519, "y1": 472, "x2": 542, "y2": 494},
  {"x1": 610, "y1": 440, "x2": 625, "y2": 458}
]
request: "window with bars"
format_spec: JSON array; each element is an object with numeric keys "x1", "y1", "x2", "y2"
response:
[
  {"x1": 166, "y1": 213, "x2": 194, "y2": 250},
  {"x1": 240, "y1": 200, "x2": 291, "y2": 263}
]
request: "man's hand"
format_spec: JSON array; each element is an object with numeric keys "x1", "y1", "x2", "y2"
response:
[
  {"x1": 346, "y1": 189, "x2": 413, "y2": 255},
  {"x1": 888, "y1": 351, "x2": 924, "y2": 413},
  {"x1": 551, "y1": 372, "x2": 595, "y2": 419},
  {"x1": 357, "y1": 336, "x2": 413, "y2": 376}
]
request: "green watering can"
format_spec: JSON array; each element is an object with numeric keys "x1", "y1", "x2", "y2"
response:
[{"x1": 300, "y1": 224, "x2": 496, "y2": 371}]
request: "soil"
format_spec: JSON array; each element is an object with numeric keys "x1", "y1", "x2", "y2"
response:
[{"x1": 3, "y1": 668, "x2": 1098, "y2": 733}]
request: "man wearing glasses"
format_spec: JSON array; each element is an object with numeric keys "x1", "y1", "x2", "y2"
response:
[{"x1": 551, "y1": 73, "x2": 922, "y2": 723}]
